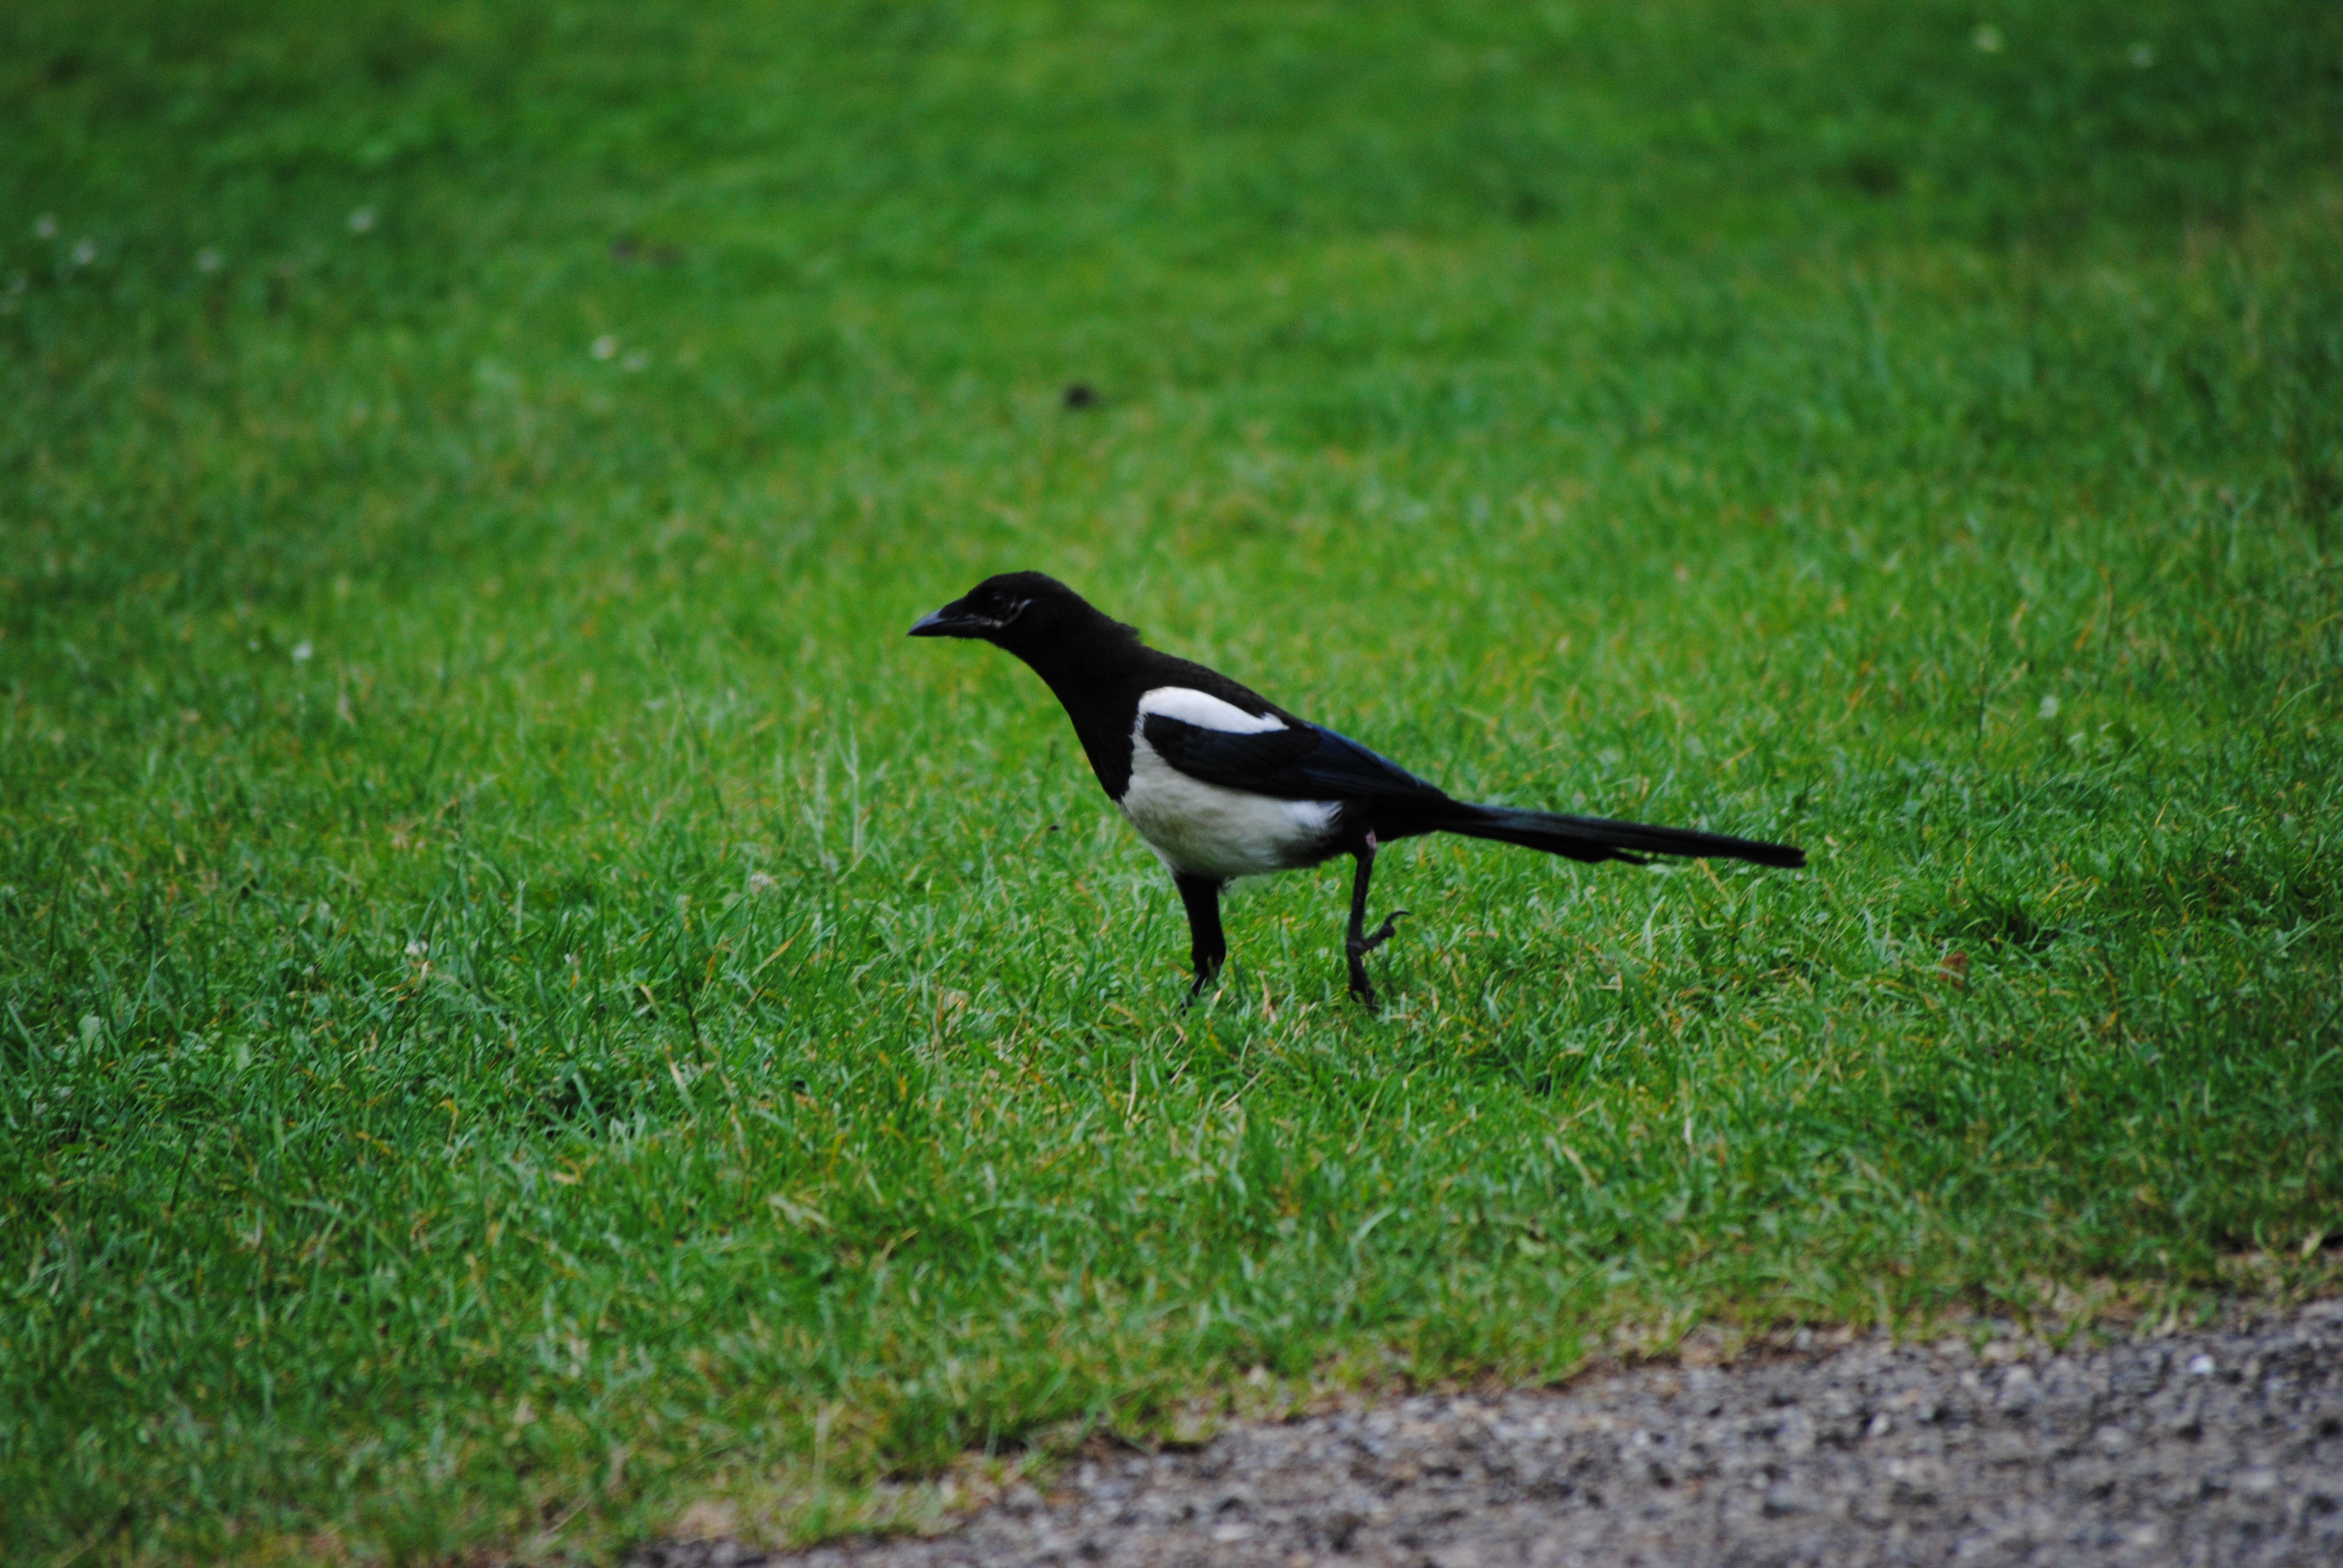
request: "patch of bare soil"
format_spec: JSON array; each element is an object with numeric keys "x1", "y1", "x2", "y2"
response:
[{"x1": 634, "y1": 1299, "x2": 2343, "y2": 1567}]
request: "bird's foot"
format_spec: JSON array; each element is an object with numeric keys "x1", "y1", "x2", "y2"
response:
[{"x1": 1345, "y1": 910, "x2": 1409, "y2": 958}]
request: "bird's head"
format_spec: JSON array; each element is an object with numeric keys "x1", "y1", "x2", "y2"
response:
[{"x1": 908, "y1": 571, "x2": 1099, "y2": 653}]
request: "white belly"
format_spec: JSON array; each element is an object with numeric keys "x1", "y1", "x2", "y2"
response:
[{"x1": 1118, "y1": 689, "x2": 1339, "y2": 880}]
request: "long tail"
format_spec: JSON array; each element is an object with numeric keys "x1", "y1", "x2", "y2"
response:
[{"x1": 1422, "y1": 802, "x2": 1806, "y2": 869}]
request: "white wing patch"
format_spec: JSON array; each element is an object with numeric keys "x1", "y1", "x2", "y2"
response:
[
  {"x1": 1136, "y1": 685, "x2": 1287, "y2": 734},
  {"x1": 1121, "y1": 688, "x2": 1338, "y2": 880}
]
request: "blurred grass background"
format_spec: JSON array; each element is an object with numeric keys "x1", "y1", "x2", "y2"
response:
[{"x1": 4, "y1": 1, "x2": 2342, "y2": 1560}]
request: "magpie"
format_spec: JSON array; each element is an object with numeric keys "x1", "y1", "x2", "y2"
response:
[{"x1": 911, "y1": 572, "x2": 1804, "y2": 1007}]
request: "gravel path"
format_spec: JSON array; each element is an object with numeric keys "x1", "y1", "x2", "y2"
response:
[{"x1": 634, "y1": 1300, "x2": 2343, "y2": 1567}]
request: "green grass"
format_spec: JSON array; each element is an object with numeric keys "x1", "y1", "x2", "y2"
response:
[{"x1": 5, "y1": 0, "x2": 2343, "y2": 1560}]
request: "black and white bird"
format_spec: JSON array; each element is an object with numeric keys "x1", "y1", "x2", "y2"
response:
[{"x1": 911, "y1": 572, "x2": 1804, "y2": 1007}]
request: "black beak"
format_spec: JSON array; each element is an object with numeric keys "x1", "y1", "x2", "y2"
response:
[
  {"x1": 908, "y1": 595, "x2": 1027, "y2": 639},
  {"x1": 909, "y1": 603, "x2": 977, "y2": 638}
]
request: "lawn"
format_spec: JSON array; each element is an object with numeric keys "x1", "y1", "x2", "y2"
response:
[{"x1": 4, "y1": 0, "x2": 2342, "y2": 1560}]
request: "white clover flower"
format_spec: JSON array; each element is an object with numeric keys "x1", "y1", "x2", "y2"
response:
[
  {"x1": 196, "y1": 247, "x2": 224, "y2": 273},
  {"x1": 34, "y1": 215, "x2": 57, "y2": 240},
  {"x1": 292, "y1": 641, "x2": 314, "y2": 662},
  {"x1": 1973, "y1": 24, "x2": 2004, "y2": 52},
  {"x1": 70, "y1": 238, "x2": 97, "y2": 266},
  {"x1": 2129, "y1": 42, "x2": 2154, "y2": 68},
  {"x1": 622, "y1": 351, "x2": 648, "y2": 371},
  {"x1": 2037, "y1": 693, "x2": 2060, "y2": 719},
  {"x1": 591, "y1": 334, "x2": 618, "y2": 360},
  {"x1": 407, "y1": 938, "x2": 430, "y2": 959},
  {"x1": 348, "y1": 207, "x2": 377, "y2": 234}
]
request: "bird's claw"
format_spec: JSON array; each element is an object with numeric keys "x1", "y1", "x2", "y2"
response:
[{"x1": 1346, "y1": 909, "x2": 1409, "y2": 957}]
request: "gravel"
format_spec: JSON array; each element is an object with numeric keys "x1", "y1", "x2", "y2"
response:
[{"x1": 632, "y1": 1299, "x2": 2343, "y2": 1567}]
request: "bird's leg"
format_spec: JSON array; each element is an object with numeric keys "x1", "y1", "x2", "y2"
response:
[
  {"x1": 1345, "y1": 832, "x2": 1409, "y2": 1007},
  {"x1": 1174, "y1": 874, "x2": 1228, "y2": 1002}
]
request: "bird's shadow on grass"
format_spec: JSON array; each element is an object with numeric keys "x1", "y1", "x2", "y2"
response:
[{"x1": 1167, "y1": 946, "x2": 1657, "y2": 1106}]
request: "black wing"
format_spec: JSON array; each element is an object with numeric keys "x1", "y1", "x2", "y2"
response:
[{"x1": 1141, "y1": 714, "x2": 1449, "y2": 804}]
